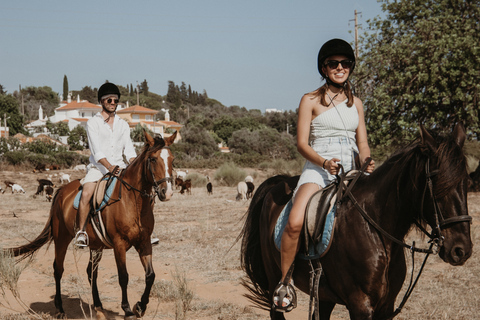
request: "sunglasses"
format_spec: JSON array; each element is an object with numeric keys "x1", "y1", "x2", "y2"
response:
[
  {"x1": 105, "y1": 98, "x2": 119, "y2": 104},
  {"x1": 324, "y1": 60, "x2": 354, "y2": 69}
]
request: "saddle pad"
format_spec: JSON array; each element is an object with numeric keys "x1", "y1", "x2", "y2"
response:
[
  {"x1": 274, "y1": 199, "x2": 336, "y2": 260},
  {"x1": 73, "y1": 177, "x2": 118, "y2": 211}
]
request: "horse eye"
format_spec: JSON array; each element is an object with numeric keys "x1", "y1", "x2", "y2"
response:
[{"x1": 149, "y1": 157, "x2": 157, "y2": 163}]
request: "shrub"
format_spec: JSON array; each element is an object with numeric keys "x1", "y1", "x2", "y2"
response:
[
  {"x1": 2, "y1": 151, "x2": 26, "y2": 166},
  {"x1": 185, "y1": 172, "x2": 207, "y2": 188},
  {"x1": 214, "y1": 162, "x2": 247, "y2": 187}
]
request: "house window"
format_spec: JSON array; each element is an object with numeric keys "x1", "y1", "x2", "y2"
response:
[
  {"x1": 145, "y1": 115, "x2": 152, "y2": 121},
  {"x1": 132, "y1": 114, "x2": 140, "y2": 121}
]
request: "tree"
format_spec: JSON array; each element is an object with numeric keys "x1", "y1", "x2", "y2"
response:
[
  {"x1": 141, "y1": 79, "x2": 149, "y2": 97},
  {"x1": 68, "y1": 125, "x2": 87, "y2": 150},
  {"x1": 355, "y1": 0, "x2": 480, "y2": 146},
  {"x1": 63, "y1": 75, "x2": 69, "y2": 101},
  {"x1": 16, "y1": 86, "x2": 59, "y2": 121},
  {"x1": 0, "y1": 94, "x2": 26, "y2": 135},
  {"x1": 46, "y1": 120, "x2": 70, "y2": 136},
  {"x1": 75, "y1": 86, "x2": 97, "y2": 103}
]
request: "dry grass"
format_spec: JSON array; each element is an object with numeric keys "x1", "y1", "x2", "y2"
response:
[{"x1": 0, "y1": 168, "x2": 479, "y2": 319}]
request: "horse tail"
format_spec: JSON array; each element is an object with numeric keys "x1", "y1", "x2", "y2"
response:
[
  {"x1": 8, "y1": 188, "x2": 60, "y2": 262},
  {"x1": 240, "y1": 174, "x2": 291, "y2": 310}
]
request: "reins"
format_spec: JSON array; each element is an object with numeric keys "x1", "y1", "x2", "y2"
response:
[{"x1": 338, "y1": 157, "x2": 471, "y2": 320}]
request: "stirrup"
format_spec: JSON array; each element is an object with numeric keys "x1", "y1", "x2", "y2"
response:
[
  {"x1": 272, "y1": 281, "x2": 297, "y2": 312},
  {"x1": 74, "y1": 230, "x2": 89, "y2": 248}
]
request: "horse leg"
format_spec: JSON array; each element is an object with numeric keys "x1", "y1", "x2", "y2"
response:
[
  {"x1": 132, "y1": 253, "x2": 155, "y2": 318},
  {"x1": 87, "y1": 249, "x2": 106, "y2": 314},
  {"x1": 318, "y1": 301, "x2": 335, "y2": 319},
  {"x1": 53, "y1": 239, "x2": 70, "y2": 319},
  {"x1": 114, "y1": 248, "x2": 135, "y2": 320}
]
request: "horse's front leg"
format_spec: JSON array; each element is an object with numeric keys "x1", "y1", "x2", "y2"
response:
[
  {"x1": 132, "y1": 252, "x2": 155, "y2": 318},
  {"x1": 87, "y1": 249, "x2": 108, "y2": 318},
  {"x1": 113, "y1": 247, "x2": 135, "y2": 320}
]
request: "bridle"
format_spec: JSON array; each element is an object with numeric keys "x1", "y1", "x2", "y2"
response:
[
  {"x1": 114, "y1": 146, "x2": 173, "y2": 201},
  {"x1": 341, "y1": 157, "x2": 472, "y2": 320},
  {"x1": 146, "y1": 146, "x2": 173, "y2": 201}
]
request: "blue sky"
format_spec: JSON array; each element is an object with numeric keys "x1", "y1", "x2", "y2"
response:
[{"x1": 0, "y1": 0, "x2": 384, "y2": 112}]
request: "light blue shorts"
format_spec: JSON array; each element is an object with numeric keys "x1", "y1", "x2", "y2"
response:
[{"x1": 294, "y1": 137, "x2": 358, "y2": 196}]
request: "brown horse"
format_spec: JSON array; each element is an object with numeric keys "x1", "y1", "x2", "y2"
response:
[
  {"x1": 240, "y1": 123, "x2": 472, "y2": 320},
  {"x1": 8, "y1": 131, "x2": 176, "y2": 320}
]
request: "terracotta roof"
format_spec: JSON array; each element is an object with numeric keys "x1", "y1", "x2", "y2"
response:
[
  {"x1": 116, "y1": 105, "x2": 158, "y2": 114},
  {"x1": 157, "y1": 120, "x2": 182, "y2": 127},
  {"x1": 71, "y1": 118, "x2": 89, "y2": 122},
  {"x1": 57, "y1": 101, "x2": 101, "y2": 111}
]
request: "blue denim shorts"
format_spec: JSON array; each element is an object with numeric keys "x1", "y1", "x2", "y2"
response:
[{"x1": 295, "y1": 137, "x2": 358, "y2": 194}]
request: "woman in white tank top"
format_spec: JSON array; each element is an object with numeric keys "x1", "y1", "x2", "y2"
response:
[{"x1": 273, "y1": 39, "x2": 376, "y2": 312}]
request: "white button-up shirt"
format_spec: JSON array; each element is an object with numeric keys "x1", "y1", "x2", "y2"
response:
[{"x1": 86, "y1": 112, "x2": 137, "y2": 175}]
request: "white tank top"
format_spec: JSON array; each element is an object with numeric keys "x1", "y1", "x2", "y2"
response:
[{"x1": 310, "y1": 100, "x2": 359, "y2": 142}]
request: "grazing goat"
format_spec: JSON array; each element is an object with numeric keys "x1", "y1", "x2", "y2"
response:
[
  {"x1": 175, "y1": 177, "x2": 184, "y2": 190},
  {"x1": 245, "y1": 175, "x2": 254, "y2": 183},
  {"x1": 176, "y1": 170, "x2": 188, "y2": 180},
  {"x1": 206, "y1": 182, "x2": 213, "y2": 195},
  {"x1": 45, "y1": 186, "x2": 54, "y2": 202},
  {"x1": 246, "y1": 181, "x2": 255, "y2": 199},
  {"x1": 236, "y1": 181, "x2": 248, "y2": 201},
  {"x1": 73, "y1": 164, "x2": 87, "y2": 171},
  {"x1": 60, "y1": 173, "x2": 71, "y2": 184},
  {"x1": 35, "y1": 179, "x2": 56, "y2": 195},
  {"x1": 179, "y1": 179, "x2": 192, "y2": 195},
  {"x1": 11, "y1": 184, "x2": 25, "y2": 194},
  {"x1": 33, "y1": 163, "x2": 46, "y2": 173},
  {"x1": 4, "y1": 180, "x2": 15, "y2": 193}
]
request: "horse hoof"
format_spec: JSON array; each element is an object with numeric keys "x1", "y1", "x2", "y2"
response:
[
  {"x1": 95, "y1": 307, "x2": 110, "y2": 320},
  {"x1": 133, "y1": 302, "x2": 146, "y2": 318},
  {"x1": 55, "y1": 312, "x2": 67, "y2": 319},
  {"x1": 124, "y1": 315, "x2": 137, "y2": 320}
]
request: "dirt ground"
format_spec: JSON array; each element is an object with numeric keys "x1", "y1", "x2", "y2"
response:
[{"x1": 0, "y1": 167, "x2": 479, "y2": 320}]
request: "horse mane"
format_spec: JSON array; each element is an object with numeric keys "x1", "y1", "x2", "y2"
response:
[
  {"x1": 128, "y1": 136, "x2": 166, "y2": 169},
  {"x1": 375, "y1": 128, "x2": 467, "y2": 199}
]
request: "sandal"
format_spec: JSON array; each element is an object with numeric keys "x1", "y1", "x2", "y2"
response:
[{"x1": 272, "y1": 281, "x2": 297, "y2": 312}]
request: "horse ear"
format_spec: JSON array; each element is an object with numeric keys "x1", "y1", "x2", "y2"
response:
[
  {"x1": 419, "y1": 123, "x2": 437, "y2": 151},
  {"x1": 164, "y1": 131, "x2": 177, "y2": 146},
  {"x1": 144, "y1": 129, "x2": 155, "y2": 147},
  {"x1": 452, "y1": 122, "x2": 466, "y2": 148}
]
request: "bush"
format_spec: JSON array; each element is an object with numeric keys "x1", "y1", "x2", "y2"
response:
[
  {"x1": 2, "y1": 151, "x2": 26, "y2": 166},
  {"x1": 184, "y1": 172, "x2": 208, "y2": 188},
  {"x1": 214, "y1": 162, "x2": 247, "y2": 187}
]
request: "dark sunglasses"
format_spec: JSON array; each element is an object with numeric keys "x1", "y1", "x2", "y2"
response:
[
  {"x1": 106, "y1": 98, "x2": 119, "y2": 104},
  {"x1": 324, "y1": 59, "x2": 354, "y2": 69}
]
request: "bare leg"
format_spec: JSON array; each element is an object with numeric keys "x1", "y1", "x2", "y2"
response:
[
  {"x1": 75, "y1": 182, "x2": 96, "y2": 247},
  {"x1": 280, "y1": 183, "x2": 320, "y2": 280}
]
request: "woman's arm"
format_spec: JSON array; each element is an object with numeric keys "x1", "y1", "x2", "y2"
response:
[{"x1": 354, "y1": 97, "x2": 375, "y2": 173}]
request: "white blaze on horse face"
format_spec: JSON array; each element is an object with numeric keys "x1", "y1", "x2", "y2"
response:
[{"x1": 160, "y1": 149, "x2": 173, "y2": 199}]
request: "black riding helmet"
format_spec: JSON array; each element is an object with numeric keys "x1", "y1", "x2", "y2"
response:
[
  {"x1": 317, "y1": 39, "x2": 356, "y2": 79},
  {"x1": 97, "y1": 82, "x2": 121, "y2": 102}
]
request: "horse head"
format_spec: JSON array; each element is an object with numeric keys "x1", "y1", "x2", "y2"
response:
[
  {"x1": 143, "y1": 130, "x2": 177, "y2": 202},
  {"x1": 418, "y1": 122, "x2": 472, "y2": 266}
]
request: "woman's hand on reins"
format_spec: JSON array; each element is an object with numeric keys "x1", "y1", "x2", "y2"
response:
[
  {"x1": 325, "y1": 158, "x2": 341, "y2": 175},
  {"x1": 364, "y1": 158, "x2": 375, "y2": 173}
]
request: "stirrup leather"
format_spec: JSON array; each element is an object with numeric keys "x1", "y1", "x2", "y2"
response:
[{"x1": 273, "y1": 281, "x2": 297, "y2": 312}]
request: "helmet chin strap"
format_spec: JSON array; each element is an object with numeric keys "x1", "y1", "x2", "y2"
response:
[
  {"x1": 102, "y1": 107, "x2": 116, "y2": 123},
  {"x1": 326, "y1": 77, "x2": 346, "y2": 88}
]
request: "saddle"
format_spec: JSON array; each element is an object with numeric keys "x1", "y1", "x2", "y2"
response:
[
  {"x1": 274, "y1": 168, "x2": 366, "y2": 259},
  {"x1": 74, "y1": 174, "x2": 119, "y2": 248}
]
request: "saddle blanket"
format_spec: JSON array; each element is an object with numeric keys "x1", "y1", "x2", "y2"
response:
[
  {"x1": 74, "y1": 177, "x2": 117, "y2": 211},
  {"x1": 274, "y1": 199, "x2": 336, "y2": 260}
]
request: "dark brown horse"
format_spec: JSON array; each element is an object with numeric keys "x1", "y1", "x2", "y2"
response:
[
  {"x1": 8, "y1": 131, "x2": 176, "y2": 320},
  {"x1": 240, "y1": 123, "x2": 472, "y2": 320}
]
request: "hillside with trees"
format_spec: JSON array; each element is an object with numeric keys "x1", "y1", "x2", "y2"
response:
[{"x1": 1, "y1": 0, "x2": 479, "y2": 171}]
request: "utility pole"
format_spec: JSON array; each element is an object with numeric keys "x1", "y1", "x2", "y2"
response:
[
  {"x1": 353, "y1": 10, "x2": 361, "y2": 59},
  {"x1": 19, "y1": 84, "x2": 24, "y2": 115}
]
